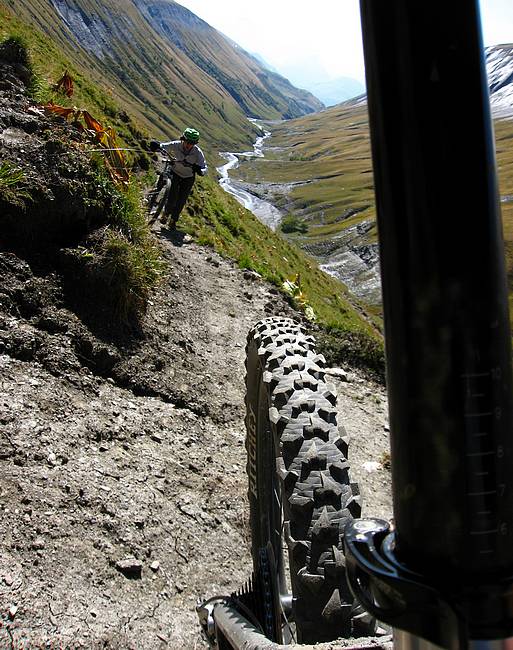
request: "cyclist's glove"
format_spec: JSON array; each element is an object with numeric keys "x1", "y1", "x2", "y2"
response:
[
  {"x1": 192, "y1": 164, "x2": 204, "y2": 175},
  {"x1": 149, "y1": 140, "x2": 161, "y2": 152}
]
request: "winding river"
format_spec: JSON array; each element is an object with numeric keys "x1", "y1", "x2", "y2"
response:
[
  {"x1": 217, "y1": 123, "x2": 382, "y2": 305},
  {"x1": 216, "y1": 126, "x2": 284, "y2": 231}
]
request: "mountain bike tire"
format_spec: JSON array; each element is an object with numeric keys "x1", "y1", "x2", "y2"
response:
[
  {"x1": 245, "y1": 317, "x2": 375, "y2": 643},
  {"x1": 147, "y1": 177, "x2": 170, "y2": 224}
]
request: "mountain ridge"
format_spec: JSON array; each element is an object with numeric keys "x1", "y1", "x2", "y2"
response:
[{"x1": 4, "y1": 0, "x2": 323, "y2": 156}]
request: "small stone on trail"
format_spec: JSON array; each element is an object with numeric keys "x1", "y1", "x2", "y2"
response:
[
  {"x1": 362, "y1": 461, "x2": 382, "y2": 473},
  {"x1": 8, "y1": 604, "x2": 18, "y2": 620},
  {"x1": 243, "y1": 270, "x2": 261, "y2": 281},
  {"x1": 150, "y1": 561, "x2": 160, "y2": 572},
  {"x1": 47, "y1": 452, "x2": 57, "y2": 466},
  {"x1": 115, "y1": 557, "x2": 142, "y2": 579},
  {"x1": 206, "y1": 256, "x2": 220, "y2": 267},
  {"x1": 151, "y1": 433, "x2": 163, "y2": 443},
  {"x1": 326, "y1": 367, "x2": 349, "y2": 381}
]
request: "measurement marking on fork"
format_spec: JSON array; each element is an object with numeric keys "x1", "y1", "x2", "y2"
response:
[
  {"x1": 479, "y1": 549, "x2": 494, "y2": 554},
  {"x1": 467, "y1": 451, "x2": 495, "y2": 459},
  {"x1": 468, "y1": 490, "x2": 497, "y2": 496},
  {"x1": 477, "y1": 510, "x2": 492, "y2": 515},
  {"x1": 461, "y1": 372, "x2": 490, "y2": 378},
  {"x1": 470, "y1": 528, "x2": 499, "y2": 535},
  {"x1": 475, "y1": 471, "x2": 490, "y2": 476},
  {"x1": 465, "y1": 412, "x2": 493, "y2": 418},
  {"x1": 467, "y1": 450, "x2": 495, "y2": 457},
  {"x1": 473, "y1": 432, "x2": 488, "y2": 438}
]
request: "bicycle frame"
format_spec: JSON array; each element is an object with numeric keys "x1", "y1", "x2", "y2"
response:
[{"x1": 345, "y1": 1, "x2": 513, "y2": 648}]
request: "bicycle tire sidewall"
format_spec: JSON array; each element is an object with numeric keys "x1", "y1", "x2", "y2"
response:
[
  {"x1": 244, "y1": 317, "x2": 374, "y2": 643},
  {"x1": 245, "y1": 336, "x2": 279, "y2": 568}
]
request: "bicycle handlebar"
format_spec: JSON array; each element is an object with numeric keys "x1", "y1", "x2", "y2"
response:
[{"x1": 156, "y1": 145, "x2": 197, "y2": 168}]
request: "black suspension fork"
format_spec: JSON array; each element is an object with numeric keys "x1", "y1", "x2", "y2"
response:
[{"x1": 344, "y1": 2, "x2": 513, "y2": 648}]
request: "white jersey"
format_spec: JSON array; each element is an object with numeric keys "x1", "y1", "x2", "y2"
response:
[{"x1": 161, "y1": 140, "x2": 207, "y2": 179}]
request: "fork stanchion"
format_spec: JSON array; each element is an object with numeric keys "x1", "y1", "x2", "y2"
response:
[{"x1": 345, "y1": 1, "x2": 513, "y2": 646}]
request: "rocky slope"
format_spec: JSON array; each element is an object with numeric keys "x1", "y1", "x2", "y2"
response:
[{"x1": 0, "y1": 43, "x2": 392, "y2": 649}]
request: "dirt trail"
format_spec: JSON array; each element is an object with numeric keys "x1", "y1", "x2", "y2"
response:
[{"x1": 0, "y1": 226, "x2": 392, "y2": 649}]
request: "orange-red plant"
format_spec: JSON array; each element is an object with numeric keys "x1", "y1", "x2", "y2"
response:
[
  {"x1": 53, "y1": 71, "x2": 74, "y2": 98},
  {"x1": 43, "y1": 101, "x2": 130, "y2": 186},
  {"x1": 42, "y1": 71, "x2": 130, "y2": 187}
]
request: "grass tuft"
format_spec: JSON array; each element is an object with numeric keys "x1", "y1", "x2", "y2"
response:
[
  {"x1": 0, "y1": 161, "x2": 31, "y2": 204},
  {"x1": 94, "y1": 175, "x2": 166, "y2": 321}
]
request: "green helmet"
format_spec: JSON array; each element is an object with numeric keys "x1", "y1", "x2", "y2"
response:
[{"x1": 182, "y1": 127, "x2": 200, "y2": 143}]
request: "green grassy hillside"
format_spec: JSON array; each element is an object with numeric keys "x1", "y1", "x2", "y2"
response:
[
  {"x1": 494, "y1": 117, "x2": 513, "y2": 315},
  {"x1": 0, "y1": 0, "x2": 254, "y2": 157},
  {"x1": 179, "y1": 176, "x2": 384, "y2": 371}
]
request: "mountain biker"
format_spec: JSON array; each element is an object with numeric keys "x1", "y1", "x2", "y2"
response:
[{"x1": 149, "y1": 127, "x2": 207, "y2": 228}]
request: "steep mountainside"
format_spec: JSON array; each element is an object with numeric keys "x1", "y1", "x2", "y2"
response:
[
  {"x1": 136, "y1": 0, "x2": 324, "y2": 118},
  {"x1": 1, "y1": 0, "x2": 322, "y2": 154}
]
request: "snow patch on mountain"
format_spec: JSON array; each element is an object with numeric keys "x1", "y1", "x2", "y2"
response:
[{"x1": 486, "y1": 44, "x2": 513, "y2": 118}]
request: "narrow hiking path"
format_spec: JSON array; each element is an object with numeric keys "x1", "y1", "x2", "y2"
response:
[{"x1": 0, "y1": 223, "x2": 392, "y2": 649}]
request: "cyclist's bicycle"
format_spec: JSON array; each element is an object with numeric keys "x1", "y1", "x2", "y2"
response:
[
  {"x1": 146, "y1": 146, "x2": 195, "y2": 224},
  {"x1": 146, "y1": 147, "x2": 174, "y2": 223},
  {"x1": 198, "y1": 1, "x2": 513, "y2": 648}
]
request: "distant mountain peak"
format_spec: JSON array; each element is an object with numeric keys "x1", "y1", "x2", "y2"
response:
[{"x1": 486, "y1": 43, "x2": 513, "y2": 118}]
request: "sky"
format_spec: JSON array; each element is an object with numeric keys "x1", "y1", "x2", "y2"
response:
[{"x1": 175, "y1": 0, "x2": 513, "y2": 87}]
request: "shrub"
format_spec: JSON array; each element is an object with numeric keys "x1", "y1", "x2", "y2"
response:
[
  {"x1": 280, "y1": 214, "x2": 308, "y2": 234},
  {"x1": 99, "y1": 229, "x2": 163, "y2": 321},
  {"x1": 316, "y1": 324, "x2": 385, "y2": 380},
  {"x1": 100, "y1": 178, "x2": 165, "y2": 319}
]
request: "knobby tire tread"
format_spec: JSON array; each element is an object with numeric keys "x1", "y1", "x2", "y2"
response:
[{"x1": 245, "y1": 317, "x2": 375, "y2": 643}]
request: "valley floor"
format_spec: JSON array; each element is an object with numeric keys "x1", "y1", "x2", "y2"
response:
[{"x1": 0, "y1": 226, "x2": 392, "y2": 648}]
